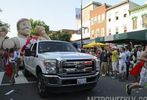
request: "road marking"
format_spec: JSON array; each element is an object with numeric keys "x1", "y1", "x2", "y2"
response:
[
  {"x1": 0, "y1": 72, "x2": 4, "y2": 85},
  {"x1": 0, "y1": 71, "x2": 36, "y2": 86},
  {"x1": 5, "y1": 90, "x2": 15, "y2": 95}
]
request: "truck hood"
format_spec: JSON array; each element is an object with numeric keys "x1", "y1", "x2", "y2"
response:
[{"x1": 38, "y1": 52, "x2": 95, "y2": 60}]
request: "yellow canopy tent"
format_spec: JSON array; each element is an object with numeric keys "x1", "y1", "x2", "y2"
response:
[{"x1": 83, "y1": 41, "x2": 107, "y2": 48}]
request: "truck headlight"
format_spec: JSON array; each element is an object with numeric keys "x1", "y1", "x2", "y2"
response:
[
  {"x1": 44, "y1": 59, "x2": 57, "y2": 74},
  {"x1": 93, "y1": 57, "x2": 100, "y2": 71}
]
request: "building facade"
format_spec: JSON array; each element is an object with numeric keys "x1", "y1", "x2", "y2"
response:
[
  {"x1": 106, "y1": 0, "x2": 139, "y2": 36},
  {"x1": 74, "y1": 1, "x2": 101, "y2": 41},
  {"x1": 90, "y1": 4, "x2": 110, "y2": 39},
  {"x1": 129, "y1": 4, "x2": 147, "y2": 32}
]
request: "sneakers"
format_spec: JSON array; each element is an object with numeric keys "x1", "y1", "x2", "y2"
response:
[{"x1": 126, "y1": 84, "x2": 131, "y2": 95}]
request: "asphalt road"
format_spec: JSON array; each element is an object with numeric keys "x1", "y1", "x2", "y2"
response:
[{"x1": 0, "y1": 75, "x2": 147, "y2": 100}]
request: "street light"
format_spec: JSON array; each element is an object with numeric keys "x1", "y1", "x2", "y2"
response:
[{"x1": 80, "y1": 0, "x2": 83, "y2": 48}]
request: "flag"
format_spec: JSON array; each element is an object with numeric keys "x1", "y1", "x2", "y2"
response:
[{"x1": 75, "y1": 8, "x2": 81, "y2": 20}]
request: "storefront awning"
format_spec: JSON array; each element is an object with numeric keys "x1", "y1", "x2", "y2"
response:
[{"x1": 95, "y1": 29, "x2": 147, "y2": 44}]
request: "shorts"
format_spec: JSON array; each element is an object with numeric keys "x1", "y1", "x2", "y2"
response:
[
  {"x1": 119, "y1": 63, "x2": 126, "y2": 73},
  {"x1": 112, "y1": 62, "x2": 118, "y2": 71},
  {"x1": 139, "y1": 67, "x2": 147, "y2": 86}
]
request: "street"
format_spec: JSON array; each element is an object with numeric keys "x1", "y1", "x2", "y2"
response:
[{"x1": 0, "y1": 70, "x2": 147, "y2": 100}]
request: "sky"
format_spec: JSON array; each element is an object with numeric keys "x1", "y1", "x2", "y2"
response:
[{"x1": 0, "y1": 0, "x2": 146, "y2": 37}]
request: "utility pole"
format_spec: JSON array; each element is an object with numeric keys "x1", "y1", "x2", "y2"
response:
[{"x1": 80, "y1": 0, "x2": 83, "y2": 48}]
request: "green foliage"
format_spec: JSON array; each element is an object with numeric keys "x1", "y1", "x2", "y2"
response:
[
  {"x1": 49, "y1": 31, "x2": 71, "y2": 42},
  {"x1": 29, "y1": 18, "x2": 49, "y2": 35}
]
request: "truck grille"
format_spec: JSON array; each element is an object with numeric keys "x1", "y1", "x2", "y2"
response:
[{"x1": 60, "y1": 59, "x2": 95, "y2": 76}]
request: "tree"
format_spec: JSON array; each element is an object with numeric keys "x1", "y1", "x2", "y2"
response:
[
  {"x1": 29, "y1": 19, "x2": 49, "y2": 35},
  {"x1": 49, "y1": 31, "x2": 71, "y2": 42}
]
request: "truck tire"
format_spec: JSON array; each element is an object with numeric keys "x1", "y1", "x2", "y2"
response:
[{"x1": 37, "y1": 73, "x2": 47, "y2": 97}]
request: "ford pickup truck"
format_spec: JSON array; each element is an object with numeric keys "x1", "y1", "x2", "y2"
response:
[{"x1": 23, "y1": 40, "x2": 100, "y2": 97}]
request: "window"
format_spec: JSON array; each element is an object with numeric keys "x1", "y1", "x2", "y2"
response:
[
  {"x1": 98, "y1": 15, "x2": 100, "y2": 23},
  {"x1": 108, "y1": 18, "x2": 111, "y2": 22},
  {"x1": 124, "y1": 14, "x2": 127, "y2": 18},
  {"x1": 109, "y1": 29, "x2": 111, "y2": 35},
  {"x1": 94, "y1": 16, "x2": 97, "y2": 24},
  {"x1": 96, "y1": 29, "x2": 100, "y2": 37},
  {"x1": 132, "y1": 17, "x2": 137, "y2": 30},
  {"x1": 123, "y1": 9, "x2": 127, "y2": 18},
  {"x1": 96, "y1": 29, "x2": 100, "y2": 34},
  {"x1": 101, "y1": 28, "x2": 105, "y2": 36},
  {"x1": 38, "y1": 41, "x2": 77, "y2": 53},
  {"x1": 142, "y1": 14, "x2": 147, "y2": 28},
  {"x1": 102, "y1": 14, "x2": 105, "y2": 21},
  {"x1": 108, "y1": 14, "x2": 111, "y2": 22},
  {"x1": 116, "y1": 27, "x2": 118, "y2": 34},
  {"x1": 116, "y1": 16, "x2": 119, "y2": 20},
  {"x1": 115, "y1": 12, "x2": 119, "y2": 20},
  {"x1": 124, "y1": 25, "x2": 127, "y2": 32}
]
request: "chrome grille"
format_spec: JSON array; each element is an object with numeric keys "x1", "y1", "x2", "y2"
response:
[{"x1": 61, "y1": 59, "x2": 95, "y2": 75}]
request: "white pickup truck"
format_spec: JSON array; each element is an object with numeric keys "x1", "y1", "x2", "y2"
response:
[{"x1": 23, "y1": 40, "x2": 100, "y2": 97}]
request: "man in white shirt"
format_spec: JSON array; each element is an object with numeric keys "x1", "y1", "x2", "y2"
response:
[{"x1": 119, "y1": 47, "x2": 127, "y2": 81}]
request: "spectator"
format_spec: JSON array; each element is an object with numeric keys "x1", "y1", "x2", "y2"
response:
[
  {"x1": 126, "y1": 45, "x2": 147, "y2": 95},
  {"x1": 125, "y1": 46, "x2": 131, "y2": 80},
  {"x1": 119, "y1": 47, "x2": 127, "y2": 81},
  {"x1": 100, "y1": 48, "x2": 108, "y2": 76},
  {"x1": 111, "y1": 46, "x2": 119, "y2": 78}
]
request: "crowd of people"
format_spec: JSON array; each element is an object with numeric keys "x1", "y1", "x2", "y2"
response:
[
  {"x1": 84, "y1": 44, "x2": 147, "y2": 95},
  {"x1": 84, "y1": 45, "x2": 144, "y2": 80}
]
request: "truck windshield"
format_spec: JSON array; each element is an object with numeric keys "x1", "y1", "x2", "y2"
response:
[{"x1": 38, "y1": 41, "x2": 78, "y2": 53}]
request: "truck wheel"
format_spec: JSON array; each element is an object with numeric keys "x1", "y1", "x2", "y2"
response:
[{"x1": 37, "y1": 73, "x2": 47, "y2": 97}]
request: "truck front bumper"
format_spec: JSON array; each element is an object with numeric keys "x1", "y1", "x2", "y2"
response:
[{"x1": 42, "y1": 72, "x2": 100, "y2": 87}]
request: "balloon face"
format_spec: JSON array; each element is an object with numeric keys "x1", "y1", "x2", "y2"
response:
[
  {"x1": 0, "y1": 27, "x2": 8, "y2": 37},
  {"x1": 18, "y1": 20, "x2": 31, "y2": 36},
  {"x1": 38, "y1": 26, "x2": 46, "y2": 36}
]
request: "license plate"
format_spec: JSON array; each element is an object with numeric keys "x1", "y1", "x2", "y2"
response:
[{"x1": 77, "y1": 78, "x2": 86, "y2": 84}]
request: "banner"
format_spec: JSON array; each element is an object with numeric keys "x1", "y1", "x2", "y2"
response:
[{"x1": 75, "y1": 8, "x2": 81, "y2": 20}]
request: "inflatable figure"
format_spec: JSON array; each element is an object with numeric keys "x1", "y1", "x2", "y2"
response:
[
  {"x1": 0, "y1": 18, "x2": 50, "y2": 51},
  {"x1": 35, "y1": 25, "x2": 50, "y2": 40}
]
